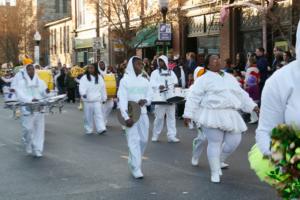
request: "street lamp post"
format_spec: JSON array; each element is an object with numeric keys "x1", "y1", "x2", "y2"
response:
[
  {"x1": 34, "y1": 31, "x2": 41, "y2": 64},
  {"x1": 159, "y1": 0, "x2": 169, "y2": 55}
]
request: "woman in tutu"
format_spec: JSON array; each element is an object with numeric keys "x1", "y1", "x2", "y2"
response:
[{"x1": 184, "y1": 55, "x2": 259, "y2": 183}]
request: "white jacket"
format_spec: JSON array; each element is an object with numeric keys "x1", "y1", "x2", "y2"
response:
[
  {"x1": 256, "y1": 20, "x2": 300, "y2": 155},
  {"x1": 184, "y1": 70, "x2": 256, "y2": 133},
  {"x1": 79, "y1": 74, "x2": 107, "y2": 102},
  {"x1": 150, "y1": 55, "x2": 178, "y2": 96},
  {"x1": 117, "y1": 57, "x2": 152, "y2": 121},
  {"x1": 14, "y1": 69, "x2": 47, "y2": 103}
]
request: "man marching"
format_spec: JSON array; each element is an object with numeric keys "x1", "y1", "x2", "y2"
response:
[
  {"x1": 98, "y1": 61, "x2": 115, "y2": 127},
  {"x1": 118, "y1": 57, "x2": 152, "y2": 179},
  {"x1": 150, "y1": 55, "x2": 180, "y2": 143},
  {"x1": 79, "y1": 64, "x2": 107, "y2": 135},
  {"x1": 12, "y1": 64, "x2": 50, "y2": 157}
]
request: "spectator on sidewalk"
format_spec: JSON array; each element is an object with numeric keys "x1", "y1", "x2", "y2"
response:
[{"x1": 255, "y1": 47, "x2": 269, "y2": 95}]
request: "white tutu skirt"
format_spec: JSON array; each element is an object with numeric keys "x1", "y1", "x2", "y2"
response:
[{"x1": 194, "y1": 108, "x2": 247, "y2": 134}]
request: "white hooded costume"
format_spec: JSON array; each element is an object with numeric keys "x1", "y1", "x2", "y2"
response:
[
  {"x1": 184, "y1": 65, "x2": 257, "y2": 183},
  {"x1": 256, "y1": 21, "x2": 300, "y2": 156},
  {"x1": 79, "y1": 72, "x2": 107, "y2": 134},
  {"x1": 98, "y1": 61, "x2": 114, "y2": 126},
  {"x1": 117, "y1": 57, "x2": 152, "y2": 178},
  {"x1": 13, "y1": 66, "x2": 48, "y2": 157},
  {"x1": 150, "y1": 55, "x2": 179, "y2": 142}
]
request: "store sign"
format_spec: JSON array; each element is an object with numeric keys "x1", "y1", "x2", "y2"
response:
[
  {"x1": 197, "y1": 48, "x2": 205, "y2": 54},
  {"x1": 275, "y1": 41, "x2": 288, "y2": 51},
  {"x1": 113, "y1": 40, "x2": 124, "y2": 52},
  {"x1": 75, "y1": 38, "x2": 93, "y2": 49},
  {"x1": 93, "y1": 37, "x2": 102, "y2": 50},
  {"x1": 158, "y1": 23, "x2": 171, "y2": 41},
  {"x1": 208, "y1": 48, "x2": 219, "y2": 55}
]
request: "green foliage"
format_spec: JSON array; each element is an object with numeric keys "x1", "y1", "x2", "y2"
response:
[{"x1": 267, "y1": 124, "x2": 300, "y2": 200}]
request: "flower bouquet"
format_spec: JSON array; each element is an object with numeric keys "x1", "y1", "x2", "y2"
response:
[{"x1": 249, "y1": 124, "x2": 300, "y2": 200}]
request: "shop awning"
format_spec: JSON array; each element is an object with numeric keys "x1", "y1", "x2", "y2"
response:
[{"x1": 131, "y1": 26, "x2": 158, "y2": 48}]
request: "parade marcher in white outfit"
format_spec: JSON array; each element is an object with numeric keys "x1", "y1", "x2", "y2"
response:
[
  {"x1": 118, "y1": 57, "x2": 152, "y2": 179},
  {"x1": 79, "y1": 64, "x2": 107, "y2": 135},
  {"x1": 189, "y1": 67, "x2": 207, "y2": 166},
  {"x1": 184, "y1": 55, "x2": 259, "y2": 183},
  {"x1": 256, "y1": 21, "x2": 300, "y2": 156},
  {"x1": 190, "y1": 67, "x2": 230, "y2": 169},
  {"x1": 98, "y1": 61, "x2": 114, "y2": 126},
  {"x1": 150, "y1": 55, "x2": 180, "y2": 143},
  {"x1": 13, "y1": 64, "x2": 50, "y2": 157}
]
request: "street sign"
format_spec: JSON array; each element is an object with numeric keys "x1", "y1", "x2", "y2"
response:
[
  {"x1": 93, "y1": 37, "x2": 102, "y2": 50},
  {"x1": 158, "y1": 23, "x2": 171, "y2": 41}
]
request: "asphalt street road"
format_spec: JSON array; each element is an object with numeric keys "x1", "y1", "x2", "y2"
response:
[{"x1": 0, "y1": 103, "x2": 279, "y2": 200}]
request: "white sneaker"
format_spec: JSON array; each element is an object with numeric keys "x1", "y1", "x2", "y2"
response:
[
  {"x1": 151, "y1": 135, "x2": 159, "y2": 142},
  {"x1": 191, "y1": 156, "x2": 199, "y2": 166},
  {"x1": 132, "y1": 169, "x2": 144, "y2": 179},
  {"x1": 221, "y1": 162, "x2": 229, "y2": 169},
  {"x1": 211, "y1": 173, "x2": 220, "y2": 183},
  {"x1": 168, "y1": 137, "x2": 180, "y2": 143},
  {"x1": 34, "y1": 150, "x2": 43, "y2": 158},
  {"x1": 25, "y1": 145, "x2": 32, "y2": 155}
]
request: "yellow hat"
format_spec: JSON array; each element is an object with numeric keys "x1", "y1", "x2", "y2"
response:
[{"x1": 22, "y1": 57, "x2": 33, "y2": 65}]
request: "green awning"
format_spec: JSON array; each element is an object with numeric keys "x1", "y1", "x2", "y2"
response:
[{"x1": 131, "y1": 26, "x2": 158, "y2": 48}]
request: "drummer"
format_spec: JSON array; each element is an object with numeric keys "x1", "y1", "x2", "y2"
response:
[
  {"x1": 98, "y1": 61, "x2": 115, "y2": 126},
  {"x1": 12, "y1": 64, "x2": 50, "y2": 157},
  {"x1": 150, "y1": 55, "x2": 180, "y2": 143},
  {"x1": 118, "y1": 56, "x2": 152, "y2": 179}
]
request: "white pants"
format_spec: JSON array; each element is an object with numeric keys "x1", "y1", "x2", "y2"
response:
[
  {"x1": 21, "y1": 113, "x2": 45, "y2": 153},
  {"x1": 192, "y1": 128, "x2": 206, "y2": 160},
  {"x1": 102, "y1": 99, "x2": 114, "y2": 125},
  {"x1": 203, "y1": 127, "x2": 242, "y2": 168},
  {"x1": 126, "y1": 114, "x2": 149, "y2": 173},
  {"x1": 83, "y1": 102, "x2": 106, "y2": 134},
  {"x1": 153, "y1": 105, "x2": 177, "y2": 138}
]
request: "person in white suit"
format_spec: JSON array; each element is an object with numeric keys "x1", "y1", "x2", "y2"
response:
[
  {"x1": 79, "y1": 64, "x2": 107, "y2": 135},
  {"x1": 256, "y1": 21, "x2": 300, "y2": 156},
  {"x1": 118, "y1": 56, "x2": 152, "y2": 179},
  {"x1": 98, "y1": 61, "x2": 114, "y2": 126},
  {"x1": 13, "y1": 64, "x2": 49, "y2": 157},
  {"x1": 150, "y1": 55, "x2": 180, "y2": 143},
  {"x1": 184, "y1": 55, "x2": 259, "y2": 183}
]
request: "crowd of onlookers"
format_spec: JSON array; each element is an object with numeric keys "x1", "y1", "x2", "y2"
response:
[{"x1": 0, "y1": 46, "x2": 295, "y2": 116}]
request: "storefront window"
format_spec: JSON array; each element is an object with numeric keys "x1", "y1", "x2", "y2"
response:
[{"x1": 197, "y1": 36, "x2": 220, "y2": 55}]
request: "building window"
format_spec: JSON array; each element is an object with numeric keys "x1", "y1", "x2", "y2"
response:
[
  {"x1": 66, "y1": 26, "x2": 70, "y2": 53},
  {"x1": 54, "y1": 29, "x2": 57, "y2": 54},
  {"x1": 63, "y1": 26, "x2": 66, "y2": 53},
  {"x1": 50, "y1": 30, "x2": 53, "y2": 55},
  {"x1": 60, "y1": 27, "x2": 63, "y2": 54},
  {"x1": 63, "y1": 0, "x2": 68, "y2": 13},
  {"x1": 76, "y1": 0, "x2": 85, "y2": 26},
  {"x1": 55, "y1": 0, "x2": 60, "y2": 13}
]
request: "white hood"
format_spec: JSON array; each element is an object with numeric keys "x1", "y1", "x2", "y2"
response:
[
  {"x1": 98, "y1": 61, "x2": 107, "y2": 75},
  {"x1": 125, "y1": 56, "x2": 141, "y2": 78},
  {"x1": 157, "y1": 55, "x2": 168, "y2": 69},
  {"x1": 22, "y1": 65, "x2": 39, "y2": 87},
  {"x1": 296, "y1": 20, "x2": 300, "y2": 61}
]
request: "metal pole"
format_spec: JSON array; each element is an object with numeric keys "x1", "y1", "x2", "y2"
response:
[
  {"x1": 261, "y1": 0, "x2": 267, "y2": 51},
  {"x1": 96, "y1": 0, "x2": 101, "y2": 62},
  {"x1": 161, "y1": 7, "x2": 168, "y2": 55},
  {"x1": 163, "y1": 13, "x2": 167, "y2": 55}
]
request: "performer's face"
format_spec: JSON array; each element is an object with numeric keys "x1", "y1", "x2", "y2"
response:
[
  {"x1": 208, "y1": 55, "x2": 221, "y2": 72},
  {"x1": 88, "y1": 65, "x2": 96, "y2": 75},
  {"x1": 26, "y1": 65, "x2": 35, "y2": 79},
  {"x1": 133, "y1": 59, "x2": 143, "y2": 76},
  {"x1": 99, "y1": 62, "x2": 105, "y2": 70},
  {"x1": 159, "y1": 59, "x2": 167, "y2": 70}
]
